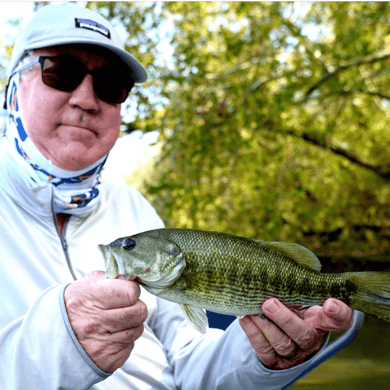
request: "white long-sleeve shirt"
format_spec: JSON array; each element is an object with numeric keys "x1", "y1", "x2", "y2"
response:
[{"x1": 0, "y1": 139, "x2": 330, "y2": 389}]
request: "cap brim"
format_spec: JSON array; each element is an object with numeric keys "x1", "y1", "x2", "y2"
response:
[{"x1": 25, "y1": 38, "x2": 147, "y2": 83}]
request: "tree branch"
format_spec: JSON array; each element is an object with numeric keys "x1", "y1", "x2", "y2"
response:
[
  {"x1": 305, "y1": 49, "x2": 390, "y2": 99},
  {"x1": 358, "y1": 88, "x2": 390, "y2": 100},
  {"x1": 267, "y1": 123, "x2": 390, "y2": 181}
]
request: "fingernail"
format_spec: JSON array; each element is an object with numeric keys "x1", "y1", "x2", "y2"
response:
[{"x1": 264, "y1": 300, "x2": 278, "y2": 314}]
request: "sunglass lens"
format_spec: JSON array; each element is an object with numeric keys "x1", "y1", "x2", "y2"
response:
[
  {"x1": 41, "y1": 57, "x2": 84, "y2": 92},
  {"x1": 94, "y1": 68, "x2": 134, "y2": 104},
  {"x1": 41, "y1": 56, "x2": 134, "y2": 104}
]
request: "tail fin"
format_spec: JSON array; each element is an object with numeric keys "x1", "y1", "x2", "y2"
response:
[{"x1": 348, "y1": 272, "x2": 390, "y2": 322}]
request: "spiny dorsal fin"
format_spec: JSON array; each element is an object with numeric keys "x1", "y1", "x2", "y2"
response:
[{"x1": 252, "y1": 239, "x2": 322, "y2": 272}]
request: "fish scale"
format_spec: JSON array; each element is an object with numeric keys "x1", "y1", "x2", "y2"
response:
[
  {"x1": 99, "y1": 228, "x2": 390, "y2": 333},
  {"x1": 141, "y1": 229, "x2": 351, "y2": 313}
]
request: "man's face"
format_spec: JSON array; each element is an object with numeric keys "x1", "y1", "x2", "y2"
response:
[{"x1": 18, "y1": 45, "x2": 123, "y2": 171}]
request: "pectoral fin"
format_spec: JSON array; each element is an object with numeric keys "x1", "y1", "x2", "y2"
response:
[{"x1": 181, "y1": 304, "x2": 209, "y2": 334}]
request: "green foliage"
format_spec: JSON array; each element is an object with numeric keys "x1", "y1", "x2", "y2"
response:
[
  {"x1": 129, "y1": 2, "x2": 390, "y2": 257},
  {"x1": 4, "y1": 2, "x2": 390, "y2": 257}
]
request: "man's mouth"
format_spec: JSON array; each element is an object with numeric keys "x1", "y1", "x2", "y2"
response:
[{"x1": 62, "y1": 124, "x2": 95, "y2": 132}]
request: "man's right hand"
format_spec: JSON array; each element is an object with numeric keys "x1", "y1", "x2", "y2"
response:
[{"x1": 64, "y1": 270, "x2": 147, "y2": 372}]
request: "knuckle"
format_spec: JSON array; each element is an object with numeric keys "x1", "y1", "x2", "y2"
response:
[
  {"x1": 126, "y1": 324, "x2": 144, "y2": 344},
  {"x1": 125, "y1": 329, "x2": 136, "y2": 344},
  {"x1": 338, "y1": 306, "x2": 354, "y2": 325},
  {"x1": 346, "y1": 311, "x2": 354, "y2": 328},
  {"x1": 257, "y1": 343, "x2": 274, "y2": 355},
  {"x1": 134, "y1": 324, "x2": 144, "y2": 339},
  {"x1": 132, "y1": 304, "x2": 147, "y2": 324},
  {"x1": 91, "y1": 270, "x2": 106, "y2": 278},
  {"x1": 139, "y1": 300, "x2": 148, "y2": 317},
  {"x1": 128, "y1": 293, "x2": 137, "y2": 306},
  {"x1": 129, "y1": 281, "x2": 141, "y2": 293},
  {"x1": 138, "y1": 303, "x2": 148, "y2": 322},
  {"x1": 82, "y1": 322, "x2": 100, "y2": 335},
  {"x1": 297, "y1": 329, "x2": 317, "y2": 349},
  {"x1": 127, "y1": 289, "x2": 140, "y2": 306},
  {"x1": 274, "y1": 339, "x2": 295, "y2": 355},
  {"x1": 65, "y1": 295, "x2": 83, "y2": 311},
  {"x1": 246, "y1": 331, "x2": 257, "y2": 341},
  {"x1": 124, "y1": 301, "x2": 147, "y2": 324}
]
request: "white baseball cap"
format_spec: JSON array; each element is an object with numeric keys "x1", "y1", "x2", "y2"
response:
[{"x1": 7, "y1": 4, "x2": 147, "y2": 82}]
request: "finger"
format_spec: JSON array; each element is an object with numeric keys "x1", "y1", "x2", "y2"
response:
[
  {"x1": 304, "y1": 299, "x2": 354, "y2": 331},
  {"x1": 107, "y1": 323, "x2": 145, "y2": 347},
  {"x1": 323, "y1": 299, "x2": 354, "y2": 328},
  {"x1": 94, "y1": 279, "x2": 141, "y2": 309},
  {"x1": 262, "y1": 298, "x2": 322, "y2": 350},
  {"x1": 247, "y1": 314, "x2": 298, "y2": 358},
  {"x1": 102, "y1": 300, "x2": 148, "y2": 333},
  {"x1": 239, "y1": 316, "x2": 277, "y2": 367},
  {"x1": 81, "y1": 300, "x2": 147, "y2": 335},
  {"x1": 92, "y1": 323, "x2": 145, "y2": 368}
]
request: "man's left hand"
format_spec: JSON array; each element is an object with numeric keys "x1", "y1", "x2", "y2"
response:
[{"x1": 239, "y1": 298, "x2": 354, "y2": 370}]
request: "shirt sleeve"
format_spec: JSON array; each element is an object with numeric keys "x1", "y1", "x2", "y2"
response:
[
  {"x1": 150, "y1": 298, "x2": 330, "y2": 390},
  {"x1": 0, "y1": 284, "x2": 110, "y2": 390}
]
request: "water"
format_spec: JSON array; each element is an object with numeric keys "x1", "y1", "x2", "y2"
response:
[
  {"x1": 207, "y1": 308, "x2": 390, "y2": 389},
  {"x1": 290, "y1": 315, "x2": 390, "y2": 389}
]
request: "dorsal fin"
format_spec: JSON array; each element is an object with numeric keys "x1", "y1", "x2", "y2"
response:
[{"x1": 251, "y1": 239, "x2": 322, "y2": 272}]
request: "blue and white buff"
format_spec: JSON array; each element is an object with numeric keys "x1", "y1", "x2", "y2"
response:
[{"x1": 2, "y1": 70, "x2": 108, "y2": 215}]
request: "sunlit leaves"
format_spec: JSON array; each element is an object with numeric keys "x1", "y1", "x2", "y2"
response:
[
  {"x1": 10, "y1": 2, "x2": 384, "y2": 257},
  {"x1": 123, "y1": 2, "x2": 390, "y2": 257}
]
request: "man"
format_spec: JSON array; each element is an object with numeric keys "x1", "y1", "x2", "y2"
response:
[{"x1": 0, "y1": 4, "x2": 353, "y2": 389}]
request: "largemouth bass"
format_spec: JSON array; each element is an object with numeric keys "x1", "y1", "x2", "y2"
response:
[{"x1": 98, "y1": 228, "x2": 390, "y2": 333}]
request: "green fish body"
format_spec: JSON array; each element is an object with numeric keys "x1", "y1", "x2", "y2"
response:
[{"x1": 98, "y1": 228, "x2": 390, "y2": 333}]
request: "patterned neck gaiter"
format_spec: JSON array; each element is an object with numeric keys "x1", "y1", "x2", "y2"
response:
[{"x1": 2, "y1": 71, "x2": 109, "y2": 215}]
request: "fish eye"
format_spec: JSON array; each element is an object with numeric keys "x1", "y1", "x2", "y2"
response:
[
  {"x1": 122, "y1": 238, "x2": 137, "y2": 251},
  {"x1": 168, "y1": 247, "x2": 178, "y2": 255}
]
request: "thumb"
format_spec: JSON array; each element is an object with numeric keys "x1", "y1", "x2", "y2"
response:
[{"x1": 304, "y1": 299, "x2": 354, "y2": 331}]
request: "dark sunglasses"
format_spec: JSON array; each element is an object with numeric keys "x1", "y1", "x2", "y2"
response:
[{"x1": 11, "y1": 55, "x2": 135, "y2": 105}]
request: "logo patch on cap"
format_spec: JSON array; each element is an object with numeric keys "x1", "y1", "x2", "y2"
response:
[{"x1": 75, "y1": 18, "x2": 111, "y2": 39}]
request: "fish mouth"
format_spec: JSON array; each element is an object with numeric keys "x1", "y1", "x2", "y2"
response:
[
  {"x1": 111, "y1": 251, "x2": 126, "y2": 275},
  {"x1": 97, "y1": 244, "x2": 186, "y2": 287},
  {"x1": 98, "y1": 244, "x2": 110, "y2": 267},
  {"x1": 98, "y1": 244, "x2": 125, "y2": 277}
]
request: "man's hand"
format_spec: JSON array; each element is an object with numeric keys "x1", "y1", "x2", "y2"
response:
[
  {"x1": 64, "y1": 270, "x2": 147, "y2": 372},
  {"x1": 239, "y1": 298, "x2": 354, "y2": 370}
]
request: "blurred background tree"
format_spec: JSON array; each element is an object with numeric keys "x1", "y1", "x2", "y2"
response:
[
  {"x1": 4, "y1": 1, "x2": 390, "y2": 262},
  {"x1": 123, "y1": 1, "x2": 390, "y2": 261},
  {"x1": 2, "y1": 2, "x2": 390, "y2": 381}
]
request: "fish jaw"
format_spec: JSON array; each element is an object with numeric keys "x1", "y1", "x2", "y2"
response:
[
  {"x1": 98, "y1": 234, "x2": 186, "y2": 287},
  {"x1": 97, "y1": 244, "x2": 126, "y2": 278}
]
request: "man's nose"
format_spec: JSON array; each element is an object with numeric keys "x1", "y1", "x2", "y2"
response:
[{"x1": 68, "y1": 73, "x2": 100, "y2": 112}]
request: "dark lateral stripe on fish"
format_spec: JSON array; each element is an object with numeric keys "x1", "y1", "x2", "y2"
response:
[{"x1": 100, "y1": 228, "x2": 390, "y2": 329}]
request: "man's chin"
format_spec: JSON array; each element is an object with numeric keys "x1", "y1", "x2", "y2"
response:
[{"x1": 51, "y1": 149, "x2": 105, "y2": 171}]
